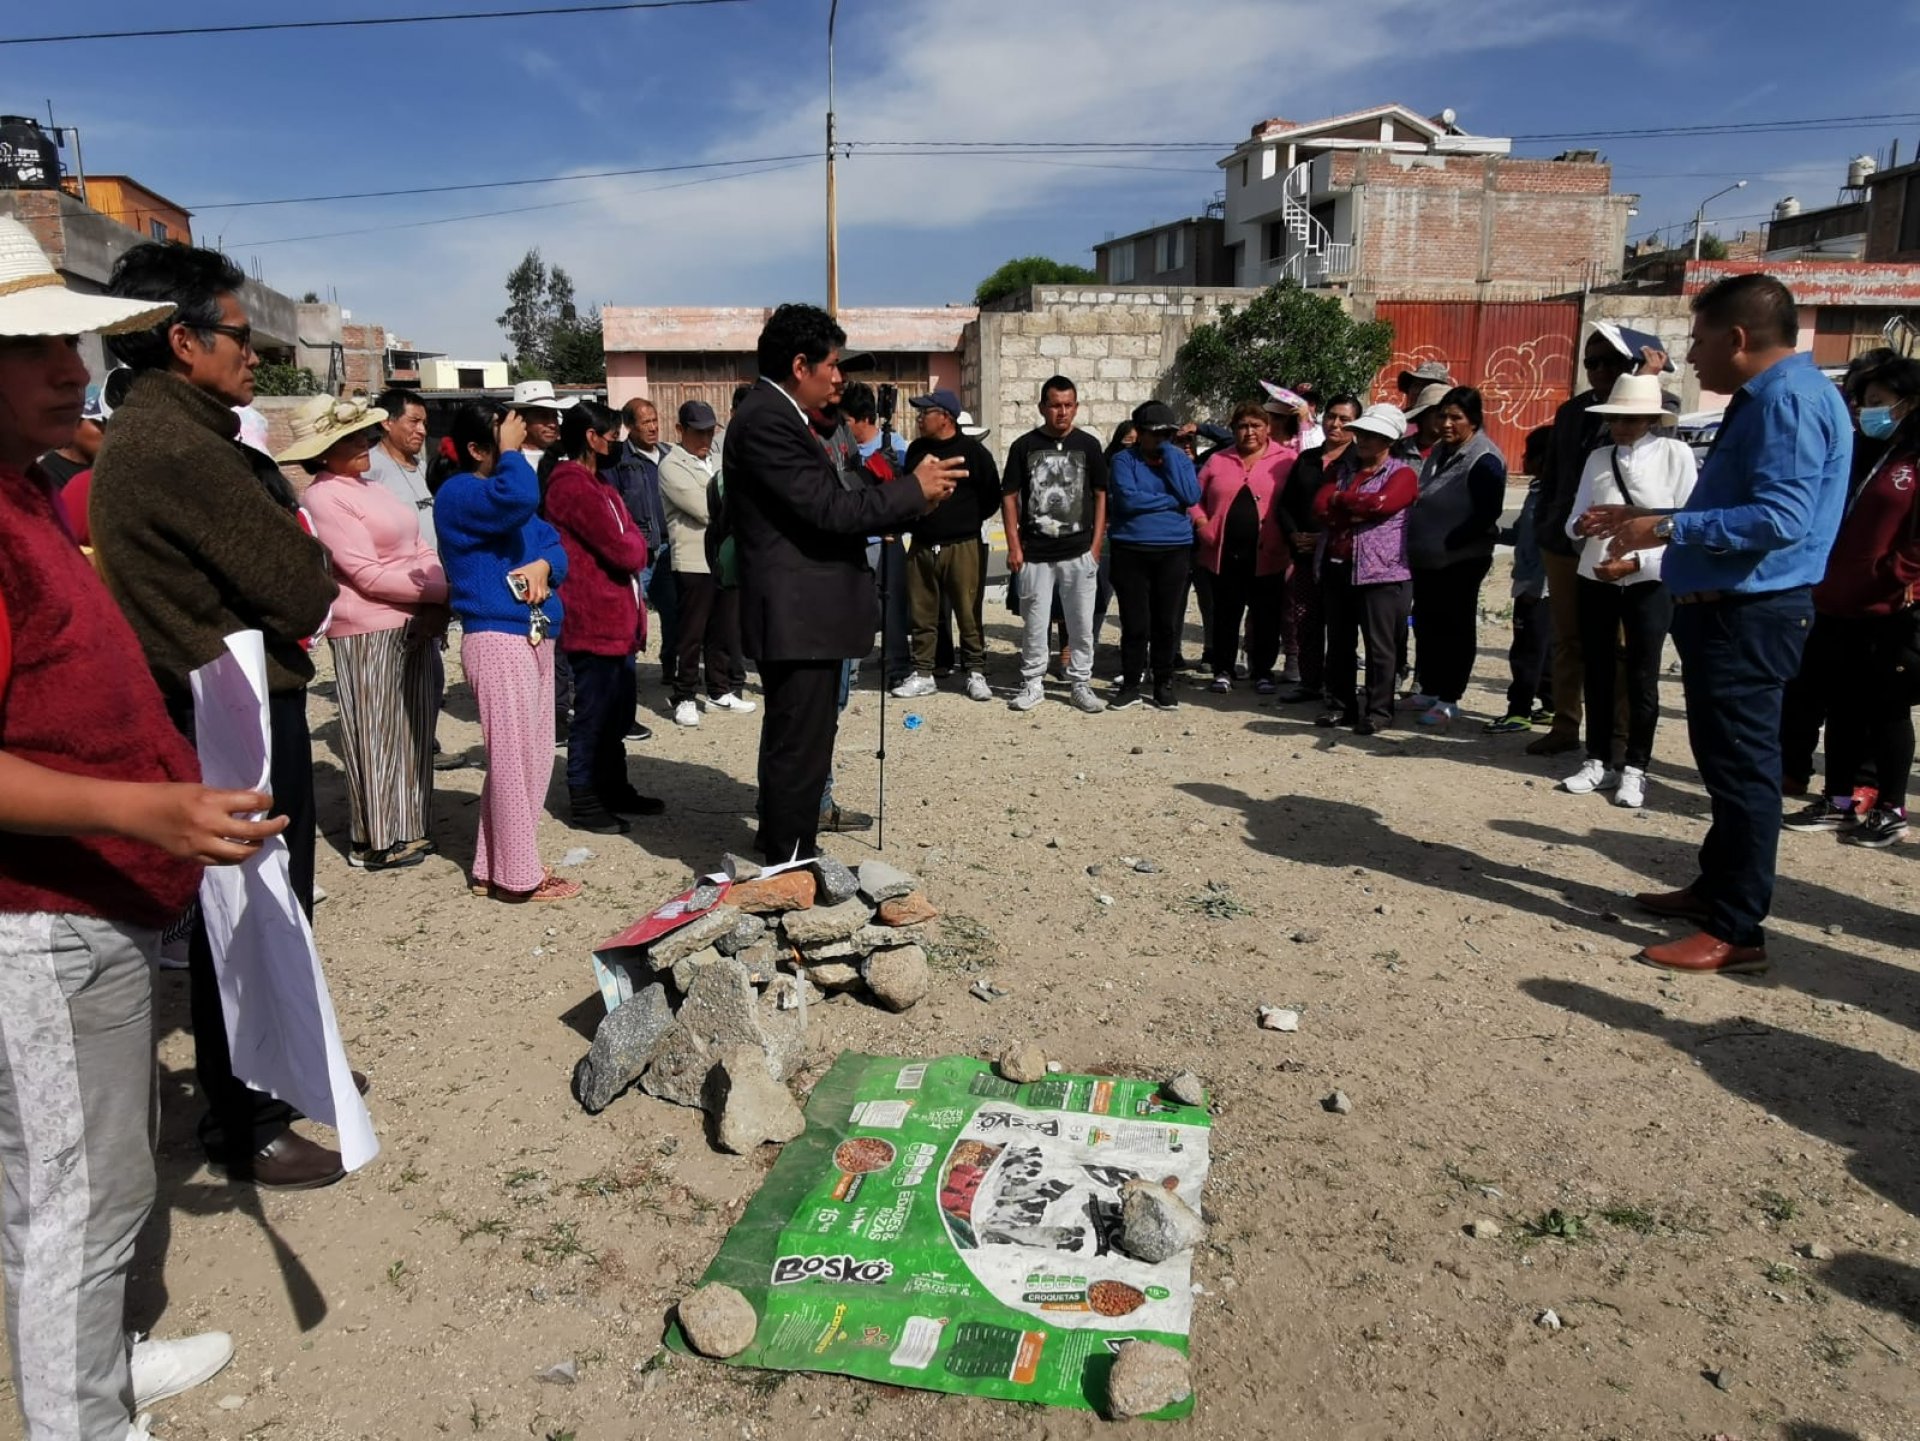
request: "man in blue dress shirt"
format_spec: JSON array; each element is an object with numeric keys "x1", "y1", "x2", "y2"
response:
[{"x1": 1581, "y1": 274, "x2": 1851, "y2": 974}]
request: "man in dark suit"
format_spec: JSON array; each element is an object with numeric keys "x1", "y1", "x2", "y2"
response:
[{"x1": 723, "y1": 303, "x2": 963, "y2": 863}]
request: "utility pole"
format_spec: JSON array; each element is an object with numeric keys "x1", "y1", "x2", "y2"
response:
[
  {"x1": 825, "y1": 0, "x2": 841, "y2": 317},
  {"x1": 1692, "y1": 179, "x2": 1747, "y2": 261}
]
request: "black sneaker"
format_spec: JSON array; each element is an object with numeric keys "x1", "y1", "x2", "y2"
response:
[
  {"x1": 1280, "y1": 684, "x2": 1319, "y2": 704},
  {"x1": 348, "y1": 842, "x2": 428, "y2": 871},
  {"x1": 603, "y1": 787, "x2": 665, "y2": 818},
  {"x1": 1314, "y1": 710, "x2": 1356, "y2": 728},
  {"x1": 1111, "y1": 683, "x2": 1145, "y2": 711},
  {"x1": 569, "y1": 788, "x2": 630, "y2": 833},
  {"x1": 1353, "y1": 720, "x2": 1378, "y2": 736},
  {"x1": 820, "y1": 803, "x2": 875, "y2": 833},
  {"x1": 1783, "y1": 799, "x2": 1851, "y2": 832},
  {"x1": 1150, "y1": 682, "x2": 1179, "y2": 710},
  {"x1": 1843, "y1": 806, "x2": 1909, "y2": 848},
  {"x1": 625, "y1": 722, "x2": 653, "y2": 743}
]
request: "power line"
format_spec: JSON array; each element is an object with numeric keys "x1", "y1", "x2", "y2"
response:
[
  {"x1": 1513, "y1": 110, "x2": 1920, "y2": 142},
  {"x1": 0, "y1": 0, "x2": 742, "y2": 46}
]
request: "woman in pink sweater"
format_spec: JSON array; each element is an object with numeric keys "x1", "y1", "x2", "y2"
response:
[
  {"x1": 286, "y1": 395, "x2": 449, "y2": 870},
  {"x1": 1190, "y1": 401, "x2": 1296, "y2": 694}
]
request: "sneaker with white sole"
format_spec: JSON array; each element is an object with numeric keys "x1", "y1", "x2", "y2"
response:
[
  {"x1": 965, "y1": 671, "x2": 992, "y2": 702},
  {"x1": 1843, "y1": 805, "x2": 1909, "y2": 848},
  {"x1": 1416, "y1": 700, "x2": 1458, "y2": 728},
  {"x1": 1614, "y1": 766, "x2": 1647, "y2": 809},
  {"x1": 891, "y1": 673, "x2": 936, "y2": 699},
  {"x1": 707, "y1": 692, "x2": 756, "y2": 714},
  {"x1": 1008, "y1": 679, "x2": 1044, "y2": 711},
  {"x1": 1561, "y1": 758, "x2": 1620, "y2": 794},
  {"x1": 672, "y1": 700, "x2": 700, "y2": 728},
  {"x1": 130, "y1": 1330, "x2": 234, "y2": 1408},
  {"x1": 1069, "y1": 683, "x2": 1106, "y2": 714}
]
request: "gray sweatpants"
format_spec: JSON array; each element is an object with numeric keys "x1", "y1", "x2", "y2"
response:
[
  {"x1": 1016, "y1": 552, "x2": 1100, "y2": 686},
  {"x1": 0, "y1": 912, "x2": 156, "y2": 1440}
]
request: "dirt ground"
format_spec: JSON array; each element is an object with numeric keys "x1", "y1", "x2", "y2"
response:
[{"x1": 16, "y1": 577, "x2": 1918, "y2": 1441}]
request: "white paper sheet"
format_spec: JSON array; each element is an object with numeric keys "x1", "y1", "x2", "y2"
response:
[{"x1": 190, "y1": 632, "x2": 378, "y2": 1171}]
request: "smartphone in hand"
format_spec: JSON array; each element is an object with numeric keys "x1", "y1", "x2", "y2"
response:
[{"x1": 507, "y1": 573, "x2": 532, "y2": 602}]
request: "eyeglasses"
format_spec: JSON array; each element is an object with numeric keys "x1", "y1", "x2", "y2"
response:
[{"x1": 196, "y1": 322, "x2": 255, "y2": 352}]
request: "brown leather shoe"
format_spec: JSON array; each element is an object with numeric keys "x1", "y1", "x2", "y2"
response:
[
  {"x1": 214, "y1": 1132, "x2": 346, "y2": 1190},
  {"x1": 1525, "y1": 730, "x2": 1582, "y2": 757},
  {"x1": 1636, "y1": 931, "x2": 1769, "y2": 975},
  {"x1": 1636, "y1": 887, "x2": 1712, "y2": 924}
]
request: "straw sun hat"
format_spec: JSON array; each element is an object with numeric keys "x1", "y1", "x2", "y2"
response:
[
  {"x1": 1587, "y1": 372, "x2": 1676, "y2": 423},
  {"x1": 276, "y1": 393, "x2": 389, "y2": 464},
  {"x1": 0, "y1": 216, "x2": 176, "y2": 337}
]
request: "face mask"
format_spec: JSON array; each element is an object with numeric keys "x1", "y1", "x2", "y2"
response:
[{"x1": 1858, "y1": 406, "x2": 1898, "y2": 440}]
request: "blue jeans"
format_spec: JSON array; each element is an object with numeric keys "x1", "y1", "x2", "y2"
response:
[
  {"x1": 643, "y1": 557, "x2": 680, "y2": 684},
  {"x1": 567, "y1": 651, "x2": 636, "y2": 795},
  {"x1": 1670, "y1": 586, "x2": 1814, "y2": 948}
]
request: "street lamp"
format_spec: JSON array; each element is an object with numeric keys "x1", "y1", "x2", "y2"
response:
[
  {"x1": 826, "y1": 0, "x2": 841, "y2": 317},
  {"x1": 1692, "y1": 179, "x2": 1747, "y2": 261}
]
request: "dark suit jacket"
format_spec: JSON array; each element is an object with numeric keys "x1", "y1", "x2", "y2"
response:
[{"x1": 722, "y1": 378, "x2": 927, "y2": 661}]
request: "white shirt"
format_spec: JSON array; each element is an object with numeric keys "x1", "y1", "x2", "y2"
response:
[{"x1": 1566, "y1": 433, "x2": 1698, "y2": 584}]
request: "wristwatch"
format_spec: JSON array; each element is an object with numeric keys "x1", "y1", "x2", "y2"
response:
[{"x1": 1652, "y1": 516, "x2": 1675, "y2": 541}]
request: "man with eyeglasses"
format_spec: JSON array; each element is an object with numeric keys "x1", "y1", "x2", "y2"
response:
[{"x1": 90, "y1": 243, "x2": 350, "y2": 1192}]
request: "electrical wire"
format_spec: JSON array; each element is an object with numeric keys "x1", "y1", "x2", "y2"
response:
[
  {"x1": 1511, "y1": 111, "x2": 1920, "y2": 143},
  {"x1": 0, "y1": 0, "x2": 743, "y2": 46}
]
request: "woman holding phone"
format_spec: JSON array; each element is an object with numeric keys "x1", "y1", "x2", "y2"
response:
[{"x1": 435, "y1": 403, "x2": 577, "y2": 902}]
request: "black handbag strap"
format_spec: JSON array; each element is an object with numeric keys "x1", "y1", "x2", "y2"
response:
[{"x1": 1608, "y1": 448, "x2": 1641, "y2": 510}]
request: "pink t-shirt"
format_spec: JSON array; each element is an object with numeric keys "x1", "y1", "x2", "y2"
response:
[{"x1": 303, "y1": 470, "x2": 448, "y2": 637}]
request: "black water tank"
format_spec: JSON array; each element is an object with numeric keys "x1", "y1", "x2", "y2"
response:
[{"x1": 0, "y1": 116, "x2": 60, "y2": 191}]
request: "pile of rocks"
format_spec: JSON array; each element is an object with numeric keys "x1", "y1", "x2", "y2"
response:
[{"x1": 571, "y1": 856, "x2": 938, "y2": 1148}]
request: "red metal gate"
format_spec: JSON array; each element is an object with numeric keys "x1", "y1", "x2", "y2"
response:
[{"x1": 1370, "y1": 299, "x2": 1582, "y2": 464}]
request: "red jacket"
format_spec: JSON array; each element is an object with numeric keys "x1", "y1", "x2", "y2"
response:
[
  {"x1": 0, "y1": 463, "x2": 202, "y2": 928},
  {"x1": 543, "y1": 460, "x2": 648, "y2": 656},
  {"x1": 1813, "y1": 441, "x2": 1920, "y2": 618},
  {"x1": 1189, "y1": 440, "x2": 1295, "y2": 576}
]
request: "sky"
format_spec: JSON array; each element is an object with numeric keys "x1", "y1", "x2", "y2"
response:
[{"x1": 16, "y1": 0, "x2": 1920, "y2": 360}]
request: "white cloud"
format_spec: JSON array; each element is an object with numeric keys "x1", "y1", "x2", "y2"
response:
[{"x1": 237, "y1": 0, "x2": 1591, "y2": 356}]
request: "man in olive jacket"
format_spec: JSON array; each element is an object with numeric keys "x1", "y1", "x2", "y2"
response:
[
  {"x1": 91, "y1": 242, "x2": 347, "y2": 1190},
  {"x1": 723, "y1": 304, "x2": 961, "y2": 863}
]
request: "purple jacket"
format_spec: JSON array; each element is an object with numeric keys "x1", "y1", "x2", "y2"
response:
[{"x1": 1317, "y1": 456, "x2": 1415, "y2": 585}]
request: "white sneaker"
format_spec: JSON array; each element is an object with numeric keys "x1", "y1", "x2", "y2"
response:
[
  {"x1": 127, "y1": 1417, "x2": 152, "y2": 1440},
  {"x1": 672, "y1": 700, "x2": 700, "y2": 728},
  {"x1": 1069, "y1": 683, "x2": 1107, "y2": 714},
  {"x1": 965, "y1": 671, "x2": 993, "y2": 702},
  {"x1": 708, "y1": 692, "x2": 757, "y2": 714},
  {"x1": 891, "y1": 673, "x2": 936, "y2": 699},
  {"x1": 1008, "y1": 679, "x2": 1044, "y2": 712},
  {"x1": 130, "y1": 1331, "x2": 234, "y2": 1408},
  {"x1": 1614, "y1": 766, "x2": 1647, "y2": 809},
  {"x1": 1561, "y1": 759, "x2": 1620, "y2": 794}
]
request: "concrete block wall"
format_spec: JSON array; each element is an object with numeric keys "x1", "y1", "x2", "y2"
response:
[{"x1": 966, "y1": 285, "x2": 1261, "y2": 463}]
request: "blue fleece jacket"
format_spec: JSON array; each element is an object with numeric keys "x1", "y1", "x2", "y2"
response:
[
  {"x1": 434, "y1": 451, "x2": 569, "y2": 637},
  {"x1": 1108, "y1": 443, "x2": 1203, "y2": 547}
]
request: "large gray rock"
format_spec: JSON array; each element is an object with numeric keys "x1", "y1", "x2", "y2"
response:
[
  {"x1": 676, "y1": 957, "x2": 767, "y2": 1052},
  {"x1": 647, "y1": 905, "x2": 742, "y2": 970},
  {"x1": 807, "y1": 962, "x2": 861, "y2": 990},
  {"x1": 1118, "y1": 1181, "x2": 1207, "y2": 1263},
  {"x1": 808, "y1": 855, "x2": 861, "y2": 906},
  {"x1": 997, "y1": 1040, "x2": 1047, "y2": 1084},
  {"x1": 1105, "y1": 1340, "x2": 1192, "y2": 1419},
  {"x1": 794, "y1": 937, "x2": 860, "y2": 963},
  {"x1": 670, "y1": 946, "x2": 727, "y2": 993},
  {"x1": 705, "y1": 1044, "x2": 806, "y2": 1154},
  {"x1": 735, "y1": 939, "x2": 783, "y2": 979},
  {"x1": 571, "y1": 984, "x2": 675, "y2": 1113},
  {"x1": 757, "y1": 974, "x2": 808, "y2": 1078},
  {"x1": 852, "y1": 923, "x2": 928, "y2": 954},
  {"x1": 639, "y1": 1020, "x2": 715, "y2": 1108},
  {"x1": 678, "y1": 1283, "x2": 758, "y2": 1359},
  {"x1": 714, "y1": 912, "x2": 769, "y2": 957},
  {"x1": 862, "y1": 944, "x2": 930, "y2": 1012},
  {"x1": 720, "y1": 853, "x2": 762, "y2": 882},
  {"x1": 780, "y1": 898, "x2": 872, "y2": 947},
  {"x1": 856, "y1": 859, "x2": 919, "y2": 905}
]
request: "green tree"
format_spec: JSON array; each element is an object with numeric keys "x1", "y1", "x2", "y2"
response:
[
  {"x1": 1695, "y1": 232, "x2": 1729, "y2": 261},
  {"x1": 1171, "y1": 280, "x2": 1393, "y2": 418},
  {"x1": 975, "y1": 255, "x2": 1099, "y2": 307},
  {"x1": 253, "y1": 362, "x2": 319, "y2": 397},
  {"x1": 498, "y1": 247, "x2": 604, "y2": 382}
]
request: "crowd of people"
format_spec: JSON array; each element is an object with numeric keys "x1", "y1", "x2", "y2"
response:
[{"x1": 0, "y1": 196, "x2": 1916, "y2": 1437}]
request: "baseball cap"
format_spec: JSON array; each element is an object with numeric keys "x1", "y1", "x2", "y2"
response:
[
  {"x1": 1131, "y1": 400, "x2": 1180, "y2": 433},
  {"x1": 909, "y1": 387, "x2": 963, "y2": 417},
  {"x1": 677, "y1": 399, "x2": 717, "y2": 429}
]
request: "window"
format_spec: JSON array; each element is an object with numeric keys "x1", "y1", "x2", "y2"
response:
[
  {"x1": 1239, "y1": 158, "x2": 1249, "y2": 188},
  {"x1": 1109, "y1": 245, "x2": 1136, "y2": 283},
  {"x1": 1263, "y1": 221, "x2": 1287, "y2": 264},
  {"x1": 1155, "y1": 229, "x2": 1185, "y2": 274},
  {"x1": 457, "y1": 367, "x2": 486, "y2": 388},
  {"x1": 1901, "y1": 175, "x2": 1920, "y2": 256},
  {"x1": 148, "y1": 219, "x2": 168, "y2": 242}
]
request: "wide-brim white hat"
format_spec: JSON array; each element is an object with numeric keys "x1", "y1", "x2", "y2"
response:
[
  {"x1": 507, "y1": 379, "x2": 577, "y2": 412},
  {"x1": 1588, "y1": 372, "x2": 1676, "y2": 422},
  {"x1": 1348, "y1": 402, "x2": 1408, "y2": 441},
  {"x1": 1402, "y1": 383, "x2": 1452, "y2": 421},
  {"x1": 0, "y1": 216, "x2": 176, "y2": 337},
  {"x1": 276, "y1": 393, "x2": 389, "y2": 464}
]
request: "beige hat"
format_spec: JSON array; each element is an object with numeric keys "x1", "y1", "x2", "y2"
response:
[
  {"x1": 1348, "y1": 402, "x2": 1408, "y2": 442},
  {"x1": 276, "y1": 393, "x2": 388, "y2": 464},
  {"x1": 1402, "y1": 383, "x2": 1452, "y2": 421},
  {"x1": 1588, "y1": 372, "x2": 1676, "y2": 423},
  {"x1": 0, "y1": 216, "x2": 176, "y2": 337}
]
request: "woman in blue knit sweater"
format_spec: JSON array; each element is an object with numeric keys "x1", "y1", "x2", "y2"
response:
[{"x1": 436, "y1": 404, "x2": 576, "y2": 903}]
